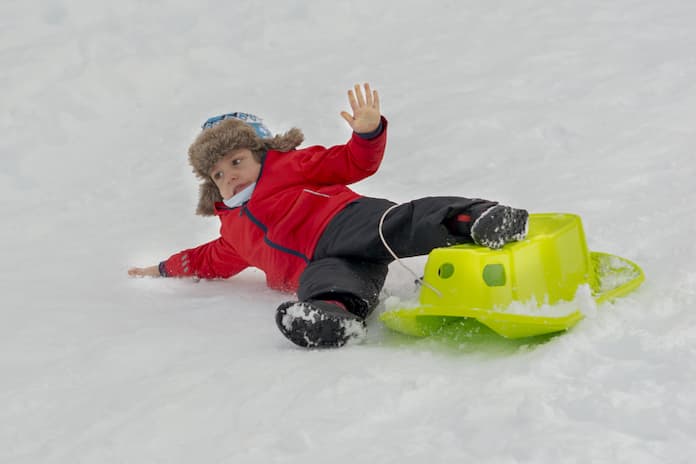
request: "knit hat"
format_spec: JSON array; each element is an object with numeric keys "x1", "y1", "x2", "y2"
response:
[{"x1": 188, "y1": 112, "x2": 304, "y2": 216}]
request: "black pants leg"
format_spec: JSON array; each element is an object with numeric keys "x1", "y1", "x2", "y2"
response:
[
  {"x1": 297, "y1": 257, "x2": 388, "y2": 319},
  {"x1": 297, "y1": 196, "x2": 498, "y2": 317}
]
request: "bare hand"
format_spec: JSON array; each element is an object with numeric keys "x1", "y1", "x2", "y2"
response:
[
  {"x1": 128, "y1": 265, "x2": 160, "y2": 277},
  {"x1": 340, "y1": 83, "x2": 381, "y2": 134}
]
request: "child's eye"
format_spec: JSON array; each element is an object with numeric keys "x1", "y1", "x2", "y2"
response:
[
  {"x1": 213, "y1": 171, "x2": 222, "y2": 180},
  {"x1": 232, "y1": 158, "x2": 242, "y2": 166}
]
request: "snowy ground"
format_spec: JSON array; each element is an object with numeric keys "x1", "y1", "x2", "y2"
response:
[{"x1": 2, "y1": 1, "x2": 696, "y2": 462}]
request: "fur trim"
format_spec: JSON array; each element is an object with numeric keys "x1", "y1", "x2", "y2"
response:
[
  {"x1": 262, "y1": 128, "x2": 304, "y2": 153},
  {"x1": 189, "y1": 119, "x2": 262, "y2": 179},
  {"x1": 196, "y1": 179, "x2": 223, "y2": 216},
  {"x1": 189, "y1": 120, "x2": 304, "y2": 216}
]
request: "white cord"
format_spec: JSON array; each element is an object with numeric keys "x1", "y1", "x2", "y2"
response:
[{"x1": 378, "y1": 204, "x2": 443, "y2": 298}]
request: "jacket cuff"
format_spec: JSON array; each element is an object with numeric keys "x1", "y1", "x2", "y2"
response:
[
  {"x1": 158, "y1": 261, "x2": 169, "y2": 277},
  {"x1": 355, "y1": 117, "x2": 385, "y2": 140}
]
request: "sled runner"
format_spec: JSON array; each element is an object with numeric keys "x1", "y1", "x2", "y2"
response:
[{"x1": 380, "y1": 213, "x2": 644, "y2": 339}]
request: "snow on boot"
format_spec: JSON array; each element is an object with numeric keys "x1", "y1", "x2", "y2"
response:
[
  {"x1": 275, "y1": 300, "x2": 367, "y2": 348},
  {"x1": 471, "y1": 205, "x2": 529, "y2": 249}
]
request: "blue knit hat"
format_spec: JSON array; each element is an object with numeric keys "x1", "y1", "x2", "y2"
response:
[{"x1": 201, "y1": 112, "x2": 272, "y2": 138}]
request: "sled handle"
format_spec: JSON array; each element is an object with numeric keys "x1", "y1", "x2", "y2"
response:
[{"x1": 590, "y1": 252, "x2": 645, "y2": 304}]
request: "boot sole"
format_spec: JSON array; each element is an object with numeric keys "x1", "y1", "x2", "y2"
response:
[
  {"x1": 276, "y1": 302, "x2": 367, "y2": 348},
  {"x1": 471, "y1": 205, "x2": 529, "y2": 249}
]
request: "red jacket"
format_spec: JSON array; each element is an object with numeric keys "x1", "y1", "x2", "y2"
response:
[{"x1": 161, "y1": 119, "x2": 388, "y2": 291}]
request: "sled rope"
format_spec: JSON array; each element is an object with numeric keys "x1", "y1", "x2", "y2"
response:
[{"x1": 378, "y1": 204, "x2": 443, "y2": 297}]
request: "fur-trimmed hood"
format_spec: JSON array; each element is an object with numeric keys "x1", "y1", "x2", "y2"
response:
[{"x1": 188, "y1": 119, "x2": 304, "y2": 216}]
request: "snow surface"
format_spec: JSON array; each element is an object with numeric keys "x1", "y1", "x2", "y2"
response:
[{"x1": 2, "y1": 1, "x2": 696, "y2": 462}]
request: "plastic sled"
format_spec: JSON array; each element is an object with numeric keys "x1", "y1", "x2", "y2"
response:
[{"x1": 380, "y1": 213, "x2": 644, "y2": 339}]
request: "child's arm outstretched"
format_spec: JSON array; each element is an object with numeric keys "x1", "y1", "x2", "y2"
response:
[
  {"x1": 128, "y1": 238, "x2": 248, "y2": 279},
  {"x1": 292, "y1": 83, "x2": 387, "y2": 186}
]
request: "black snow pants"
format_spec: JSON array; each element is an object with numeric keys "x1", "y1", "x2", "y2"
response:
[{"x1": 297, "y1": 196, "x2": 497, "y2": 318}]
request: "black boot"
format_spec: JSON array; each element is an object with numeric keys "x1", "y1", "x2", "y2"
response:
[
  {"x1": 471, "y1": 205, "x2": 529, "y2": 249},
  {"x1": 275, "y1": 300, "x2": 367, "y2": 348}
]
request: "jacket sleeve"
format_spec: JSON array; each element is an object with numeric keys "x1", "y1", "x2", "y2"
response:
[
  {"x1": 294, "y1": 116, "x2": 388, "y2": 185},
  {"x1": 159, "y1": 236, "x2": 249, "y2": 279}
]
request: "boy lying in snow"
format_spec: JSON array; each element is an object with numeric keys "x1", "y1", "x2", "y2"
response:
[{"x1": 128, "y1": 83, "x2": 528, "y2": 348}]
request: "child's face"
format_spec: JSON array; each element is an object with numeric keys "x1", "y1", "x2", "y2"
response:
[{"x1": 209, "y1": 148, "x2": 261, "y2": 200}]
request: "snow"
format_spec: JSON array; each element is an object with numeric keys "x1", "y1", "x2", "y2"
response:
[
  {"x1": 499, "y1": 285, "x2": 597, "y2": 318},
  {"x1": 2, "y1": 0, "x2": 696, "y2": 462},
  {"x1": 281, "y1": 303, "x2": 320, "y2": 328}
]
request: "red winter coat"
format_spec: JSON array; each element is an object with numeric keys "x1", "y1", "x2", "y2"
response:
[{"x1": 161, "y1": 119, "x2": 388, "y2": 292}]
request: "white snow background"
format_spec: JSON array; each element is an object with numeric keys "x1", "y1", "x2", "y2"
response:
[{"x1": 2, "y1": 1, "x2": 696, "y2": 462}]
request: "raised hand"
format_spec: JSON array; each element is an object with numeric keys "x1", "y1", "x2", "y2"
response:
[{"x1": 340, "y1": 83, "x2": 381, "y2": 134}]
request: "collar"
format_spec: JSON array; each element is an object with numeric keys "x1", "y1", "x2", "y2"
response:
[{"x1": 223, "y1": 182, "x2": 257, "y2": 208}]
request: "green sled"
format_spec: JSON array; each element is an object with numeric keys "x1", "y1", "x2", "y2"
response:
[{"x1": 380, "y1": 213, "x2": 644, "y2": 339}]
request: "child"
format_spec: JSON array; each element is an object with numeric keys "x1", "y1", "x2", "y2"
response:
[{"x1": 128, "y1": 83, "x2": 528, "y2": 348}]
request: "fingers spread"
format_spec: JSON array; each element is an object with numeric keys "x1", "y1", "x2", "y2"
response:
[
  {"x1": 354, "y1": 84, "x2": 366, "y2": 106},
  {"x1": 340, "y1": 111, "x2": 354, "y2": 125},
  {"x1": 364, "y1": 83, "x2": 373, "y2": 106},
  {"x1": 347, "y1": 89, "x2": 358, "y2": 112}
]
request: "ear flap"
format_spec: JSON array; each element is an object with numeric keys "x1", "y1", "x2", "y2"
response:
[{"x1": 196, "y1": 179, "x2": 223, "y2": 216}]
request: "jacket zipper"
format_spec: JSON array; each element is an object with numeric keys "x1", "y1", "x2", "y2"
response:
[{"x1": 241, "y1": 206, "x2": 310, "y2": 263}]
